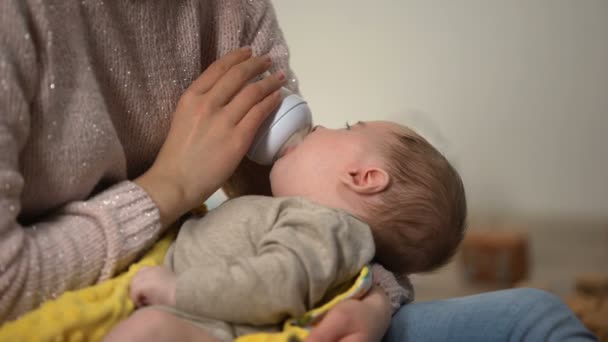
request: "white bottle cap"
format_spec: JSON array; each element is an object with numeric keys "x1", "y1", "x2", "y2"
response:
[{"x1": 247, "y1": 87, "x2": 313, "y2": 165}]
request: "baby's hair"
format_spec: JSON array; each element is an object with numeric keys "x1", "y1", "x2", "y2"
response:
[{"x1": 366, "y1": 126, "x2": 467, "y2": 275}]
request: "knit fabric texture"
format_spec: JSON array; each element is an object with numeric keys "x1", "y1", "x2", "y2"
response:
[{"x1": 0, "y1": 0, "x2": 297, "y2": 322}]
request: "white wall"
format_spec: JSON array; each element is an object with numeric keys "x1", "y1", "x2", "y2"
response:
[{"x1": 273, "y1": 0, "x2": 608, "y2": 222}]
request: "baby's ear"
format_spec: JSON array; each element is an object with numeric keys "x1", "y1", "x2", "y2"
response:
[{"x1": 340, "y1": 166, "x2": 390, "y2": 194}]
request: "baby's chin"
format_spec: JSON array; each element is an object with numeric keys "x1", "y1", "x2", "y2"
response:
[
  {"x1": 268, "y1": 172, "x2": 287, "y2": 197},
  {"x1": 268, "y1": 159, "x2": 294, "y2": 195},
  {"x1": 269, "y1": 185, "x2": 296, "y2": 198},
  {"x1": 269, "y1": 181, "x2": 304, "y2": 198}
]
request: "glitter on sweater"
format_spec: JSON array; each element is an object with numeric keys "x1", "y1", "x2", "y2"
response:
[{"x1": 1, "y1": 0, "x2": 298, "y2": 322}]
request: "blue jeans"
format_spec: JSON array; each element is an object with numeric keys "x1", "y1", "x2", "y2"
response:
[{"x1": 383, "y1": 288, "x2": 596, "y2": 341}]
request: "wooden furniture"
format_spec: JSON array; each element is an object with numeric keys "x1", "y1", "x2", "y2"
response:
[{"x1": 460, "y1": 230, "x2": 529, "y2": 287}]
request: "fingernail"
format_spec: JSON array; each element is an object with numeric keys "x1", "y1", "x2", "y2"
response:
[
  {"x1": 242, "y1": 46, "x2": 252, "y2": 55},
  {"x1": 264, "y1": 55, "x2": 272, "y2": 65},
  {"x1": 276, "y1": 71, "x2": 285, "y2": 81}
]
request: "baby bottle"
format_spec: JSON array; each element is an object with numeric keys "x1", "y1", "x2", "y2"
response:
[
  {"x1": 205, "y1": 85, "x2": 312, "y2": 210},
  {"x1": 246, "y1": 86, "x2": 312, "y2": 165}
]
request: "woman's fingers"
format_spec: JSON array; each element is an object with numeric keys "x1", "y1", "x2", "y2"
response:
[
  {"x1": 140, "y1": 48, "x2": 284, "y2": 218},
  {"x1": 235, "y1": 89, "x2": 282, "y2": 142},
  {"x1": 188, "y1": 47, "x2": 253, "y2": 94},
  {"x1": 206, "y1": 55, "x2": 273, "y2": 107},
  {"x1": 227, "y1": 71, "x2": 285, "y2": 124}
]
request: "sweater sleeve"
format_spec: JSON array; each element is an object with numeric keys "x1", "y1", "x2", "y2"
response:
[
  {"x1": 0, "y1": 1, "x2": 162, "y2": 322},
  {"x1": 174, "y1": 207, "x2": 375, "y2": 325},
  {"x1": 370, "y1": 264, "x2": 414, "y2": 315}
]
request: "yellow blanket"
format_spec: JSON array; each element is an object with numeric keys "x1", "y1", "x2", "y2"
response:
[
  {"x1": 0, "y1": 229, "x2": 371, "y2": 342},
  {"x1": 0, "y1": 231, "x2": 176, "y2": 342}
]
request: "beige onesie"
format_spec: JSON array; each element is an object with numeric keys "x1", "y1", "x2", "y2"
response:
[{"x1": 160, "y1": 195, "x2": 375, "y2": 341}]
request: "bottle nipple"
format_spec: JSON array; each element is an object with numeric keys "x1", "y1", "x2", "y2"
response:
[{"x1": 275, "y1": 125, "x2": 311, "y2": 161}]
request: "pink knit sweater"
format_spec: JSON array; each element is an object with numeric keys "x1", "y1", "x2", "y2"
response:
[{"x1": 0, "y1": 0, "x2": 408, "y2": 323}]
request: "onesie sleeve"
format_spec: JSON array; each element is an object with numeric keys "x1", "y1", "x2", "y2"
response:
[{"x1": 174, "y1": 205, "x2": 375, "y2": 324}]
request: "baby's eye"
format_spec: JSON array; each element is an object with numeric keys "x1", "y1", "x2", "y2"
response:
[{"x1": 344, "y1": 122, "x2": 351, "y2": 130}]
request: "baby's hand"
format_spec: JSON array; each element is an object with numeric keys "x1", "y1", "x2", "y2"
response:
[{"x1": 129, "y1": 266, "x2": 177, "y2": 307}]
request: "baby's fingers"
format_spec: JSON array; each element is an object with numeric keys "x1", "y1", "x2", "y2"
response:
[{"x1": 129, "y1": 267, "x2": 149, "y2": 304}]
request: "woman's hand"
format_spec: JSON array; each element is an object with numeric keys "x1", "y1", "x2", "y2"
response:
[
  {"x1": 306, "y1": 286, "x2": 392, "y2": 342},
  {"x1": 136, "y1": 47, "x2": 285, "y2": 227}
]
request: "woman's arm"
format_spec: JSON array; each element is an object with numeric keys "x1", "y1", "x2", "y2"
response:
[
  {"x1": 0, "y1": 1, "x2": 168, "y2": 322},
  {"x1": 0, "y1": 2, "x2": 283, "y2": 322}
]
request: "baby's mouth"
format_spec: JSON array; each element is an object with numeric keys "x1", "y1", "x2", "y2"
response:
[{"x1": 276, "y1": 143, "x2": 296, "y2": 161}]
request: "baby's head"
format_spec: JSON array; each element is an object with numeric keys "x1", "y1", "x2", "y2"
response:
[{"x1": 270, "y1": 120, "x2": 466, "y2": 275}]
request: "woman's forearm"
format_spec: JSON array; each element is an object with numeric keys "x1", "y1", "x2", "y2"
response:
[{"x1": 0, "y1": 181, "x2": 162, "y2": 322}]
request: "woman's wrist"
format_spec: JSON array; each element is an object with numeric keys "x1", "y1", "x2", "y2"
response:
[{"x1": 134, "y1": 168, "x2": 192, "y2": 228}]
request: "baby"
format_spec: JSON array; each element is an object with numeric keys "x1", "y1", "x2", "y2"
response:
[{"x1": 105, "y1": 120, "x2": 467, "y2": 341}]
